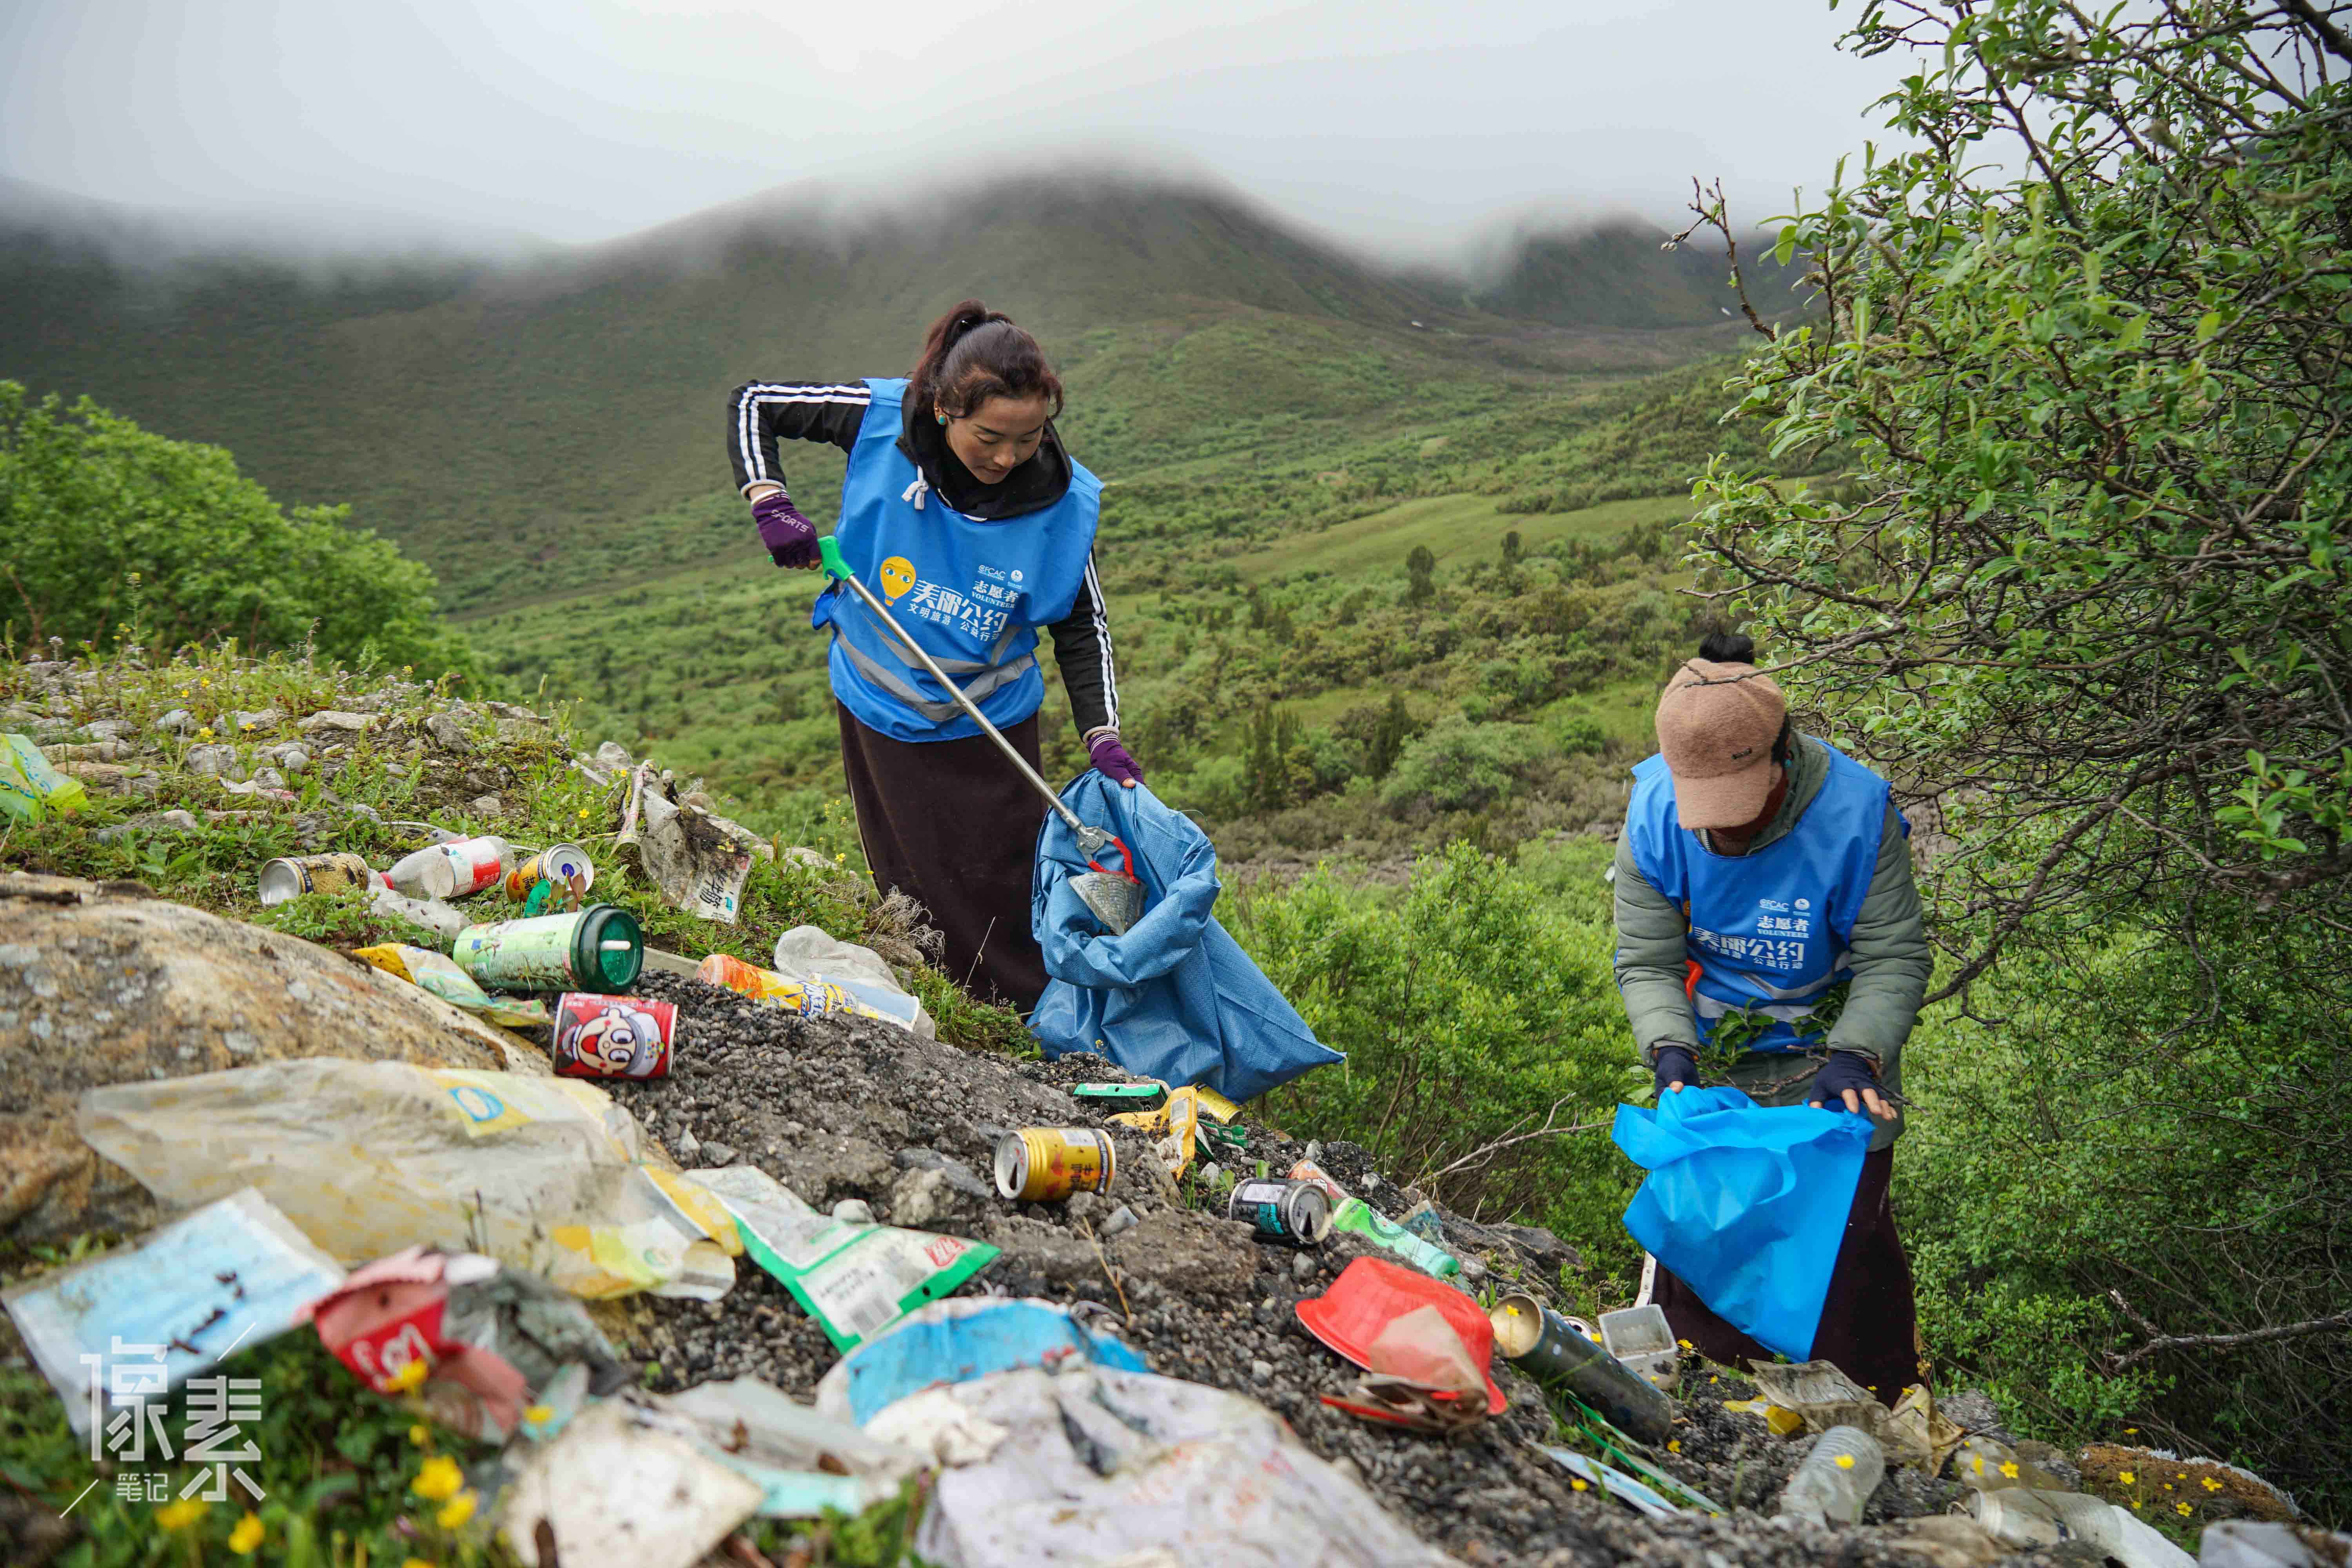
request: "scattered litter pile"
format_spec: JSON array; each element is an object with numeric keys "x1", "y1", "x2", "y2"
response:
[{"x1": 2, "y1": 662, "x2": 2332, "y2": 1566}]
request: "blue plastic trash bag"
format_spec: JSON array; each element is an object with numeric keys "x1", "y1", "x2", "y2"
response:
[
  {"x1": 1612, "y1": 1086, "x2": 1872, "y2": 1361},
  {"x1": 1029, "y1": 773, "x2": 1343, "y2": 1103},
  {"x1": 813, "y1": 1297, "x2": 1147, "y2": 1425}
]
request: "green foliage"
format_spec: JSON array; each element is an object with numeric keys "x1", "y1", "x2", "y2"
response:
[
  {"x1": 1897, "y1": 907, "x2": 2349, "y2": 1519},
  {"x1": 1380, "y1": 716, "x2": 1550, "y2": 814},
  {"x1": 0, "y1": 383, "x2": 475, "y2": 679},
  {"x1": 1692, "y1": 0, "x2": 2352, "y2": 984},
  {"x1": 1231, "y1": 841, "x2": 1644, "y2": 1263},
  {"x1": 1684, "y1": 0, "x2": 2352, "y2": 1523}
]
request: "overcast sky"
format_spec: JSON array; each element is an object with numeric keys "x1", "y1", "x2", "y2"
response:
[{"x1": 0, "y1": 0, "x2": 1907, "y2": 260}]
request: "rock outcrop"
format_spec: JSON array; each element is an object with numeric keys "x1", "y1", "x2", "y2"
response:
[{"x1": 0, "y1": 871, "x2": 544, "y2": 1245}]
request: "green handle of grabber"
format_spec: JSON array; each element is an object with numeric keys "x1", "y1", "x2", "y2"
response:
[{"x1": 818, "y1": 535, "x2": 850, "y2": 581}]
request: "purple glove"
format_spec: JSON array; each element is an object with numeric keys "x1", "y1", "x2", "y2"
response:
[
  {"x1": 751, "y1": 492, "x2": 818, "y2": 570},
  {"x1": 1087, "y1": 732, "x2": 1144, "y2": 788}
]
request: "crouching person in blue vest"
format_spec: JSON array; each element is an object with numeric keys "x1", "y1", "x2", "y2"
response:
[
  {"x1": 1613, "y1": 631, "x2": 1933, "y2": 1401},
  {"x1": 726, "y1": 301, "x2": 1139, "y2": 1011}
]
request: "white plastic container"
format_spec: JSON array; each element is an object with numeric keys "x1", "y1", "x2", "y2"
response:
[{"x1": 1597, "y1": 1303, "x2": 1679, "y2": 1390}]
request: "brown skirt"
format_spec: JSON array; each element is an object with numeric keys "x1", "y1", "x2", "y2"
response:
[
  {"x1": 1653, "y1": 1145, "x2": 1922, "y2": 1402},
  {"x1": 836, "y1": 703, "x2": 1050, "y2": 1012}
]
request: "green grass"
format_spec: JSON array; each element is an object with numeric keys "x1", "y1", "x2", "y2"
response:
[{"x1": 1232, "y1": 492, "x2": 1693, "y2": 583}]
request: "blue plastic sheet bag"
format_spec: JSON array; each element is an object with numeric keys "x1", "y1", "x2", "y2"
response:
[
  {"x1": 813, "y1": 1297, "x2": 1147, "y2": 1426},
  {"x1": 1029, "y1": 773, "x2": 1343, "y2": 1103},
  {"x1": 1612, "y1": 1086, "x2": 1872, "y2": 1361}
]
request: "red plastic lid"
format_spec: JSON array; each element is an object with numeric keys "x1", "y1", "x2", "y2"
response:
[{"x1": 1295, "y1": 1256, "x2": 1506, "y2": 1414}]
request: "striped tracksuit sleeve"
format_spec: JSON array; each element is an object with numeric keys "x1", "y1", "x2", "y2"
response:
[
  {"x1": 726, "y1": 381, "x2": 872, "y2": 496},
  {"x1": 1047, "y1": 553, "x2": 1120, "y2": 738}
]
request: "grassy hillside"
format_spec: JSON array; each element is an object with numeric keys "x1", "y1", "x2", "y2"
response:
[{"x1": 0, "y1": 177, "x2": 1772, "y2": 611}]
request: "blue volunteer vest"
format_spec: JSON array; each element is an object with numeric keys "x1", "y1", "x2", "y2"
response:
[
  {"x1": 1624, "y1": 740, "x2": 1899, "y2": 1051},
  {"x1": 813, "y1": 379, "x2": 1102, "y2": 742}
]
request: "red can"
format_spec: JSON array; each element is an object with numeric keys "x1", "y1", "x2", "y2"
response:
[{"x1": 550, "y1": 993, "x2": 676, "y2": 1079}]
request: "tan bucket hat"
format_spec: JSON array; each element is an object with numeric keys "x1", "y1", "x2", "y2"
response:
[{"x1": 1655, "y1": 657, "x2": 1786, "y2": 829}]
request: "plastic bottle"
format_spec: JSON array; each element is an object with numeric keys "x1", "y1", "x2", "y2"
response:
[
  {"x1": 1777, "y1": 1425, "x2": 1885, "y2": 1525},
  {"x1": 387, "y1": 835, "x2": 513, "y2": 900},
  {"x1": 1330, "y1": 1197, "x2": 1462, "y2": 1278}
]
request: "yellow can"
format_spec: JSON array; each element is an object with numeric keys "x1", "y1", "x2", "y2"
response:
[{"x1": 993, "y1": 1127, "x2": 1117, "y2": 1201}]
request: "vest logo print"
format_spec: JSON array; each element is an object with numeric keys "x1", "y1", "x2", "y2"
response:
[
  {"x1": 903, "y1": 579, "x2": 1009, "y2": 642},
  {"x1": 878, "y1": 556, "x2": 916, "y2": 601},
  {"x1": 1692, "y1": 927, "x2": 1809, "y2": 973}
]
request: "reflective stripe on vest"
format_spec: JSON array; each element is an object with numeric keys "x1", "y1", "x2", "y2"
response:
[{"x1": 833, "y1": 596, "x2": 1032, "y2": 724}]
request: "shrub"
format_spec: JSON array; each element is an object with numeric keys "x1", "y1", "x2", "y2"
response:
[
  {"x1": 1231, "y1": 840, "x2": 1642, "y2": 1261},
  {"x1": 1379, "y1": 716, "x2": 1549, "y2": 814},
  {"x1": 0, "y1": 383, "x2": 474, "y2": 678}
]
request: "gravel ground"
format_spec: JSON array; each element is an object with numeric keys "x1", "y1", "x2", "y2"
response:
[{"x1": 590, "y1": 973, "x2": 2022, "y2": 1568}]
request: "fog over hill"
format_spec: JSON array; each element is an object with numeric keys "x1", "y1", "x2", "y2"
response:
[{"x1": 1, "y1": 167, "x2": 1791, "y2": 602}]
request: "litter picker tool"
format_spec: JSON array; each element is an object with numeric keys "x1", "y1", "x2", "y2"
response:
[{"x1": 818, "y1": 537, "x2": 1143, "y2": 935}]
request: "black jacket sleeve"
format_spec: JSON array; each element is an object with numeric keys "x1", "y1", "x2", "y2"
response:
[
  {"x1": 726, "y1": 381, "x2": 872, "y2": 496},
  {"x1": 1047, "y1": 553, "x2": 1121, "y2": 737}
]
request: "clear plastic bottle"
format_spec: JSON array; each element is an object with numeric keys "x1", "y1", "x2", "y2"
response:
[
  {"x1": 387, "y1": 835, "x2": 513, "y2": 900},
  {"x1": 1777, "y1": 1425, "x2": 1885, "y2": 1525}
]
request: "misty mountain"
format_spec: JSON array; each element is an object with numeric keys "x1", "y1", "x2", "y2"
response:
[{"x1": 0, "y1": 172, "x2": 1780, "y2": 606}]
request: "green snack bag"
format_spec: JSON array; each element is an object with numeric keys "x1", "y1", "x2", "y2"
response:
[
  {"x1": 0, "y1": 735, "x2": 87, "y2": 823},
  {"x1": 690, "y1": 1164, "x2": 998, "y2": 1352}
]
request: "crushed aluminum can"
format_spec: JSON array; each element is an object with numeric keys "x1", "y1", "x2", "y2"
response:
[
  {"x1": 993, "y1": 1128, "x2": 1117, "y2": 1201},
  {"x1": 1226, "y1": 1178, "x2": 1332, "y2": 1246},
  {"x1": 258, "y1": 852, "x2": 382, "y2": 906},
  {"x1": 503, "y1": 841, "x2": 595, "y2": 902},
  {"x1": 550, "y1": 993, "x2": 676, "y2": 1079}
]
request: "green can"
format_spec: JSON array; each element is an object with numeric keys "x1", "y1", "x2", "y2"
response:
[
  {"x1": 1070, "y1": 1082, "x2": 1167, "y2": 1110},
  {"x1": 451, "y1": 904, "x2": 643, "y2": 995}
]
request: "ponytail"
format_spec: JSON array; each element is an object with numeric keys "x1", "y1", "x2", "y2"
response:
[{"x1": 908, "y1": 298, "x2": 1064, "y2": 423}]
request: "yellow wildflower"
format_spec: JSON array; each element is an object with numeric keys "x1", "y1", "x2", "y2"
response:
[
  {"x1": 1570, "y1": 1478, "x2": 1589, "y2": 1492},
  {"x1": 411, "y1": 1454, "x2": 464, "y2": 1502},
  {"x1": 1676, "y1": 1338, "x2": 1693, "y2": 1350},
  {"x1": 2177, "y1": 1503, "x2": 2194, "y2": 1517},
  {"x1": 2163, "y1": 1483, "x2": 2174, "y2": 1492},
  {"x1": 1835, "y1": 1454, "x2": 1856, "y2": 1470},
  {"x1": 201, "y1": 678, "x2": 212, "y2": 688},
  {"x1": 576, "y1": 807, "x2": 589, "y2": 819},
  {"x1": 2120, "y1": 1471, "x2": 2137, "y2": 1485},
  {"x1": 1667, "y1": 1440, "x2": 1681, "y2": 1453},
  {"x1": 2132, "y1": 1499, "x2": 2143, "y2": 1509},
  {"x1": 2203, "y1": 1478, "x2": 2223, "y2": 1492},
  {"x1": 524, "y1": 1404, "x2": 553, "y2": 1424},
  {"x1": 1708, "y1": 1374, "x2": 1718, "y2": 1384},
  {"x1": 2176, "y1": 1473, "x2": 2187, "y2": 1480},
  {"x1": 384, "y1": 1357, "x2": 429, "y2": 1392},
  {"x1": 436, "y1": 1490, "x2": 477, "y2": 1530},
  {"x1": 155, "y1": 1497, "x2": 208, "y2": 1530},
  {"x1": 2124, "y1": 1427, "x2": 2137, "y2": 1435},
  {"x1": 405, "y1": 1560, "x2": 434, "y2": 1568},
  {"x1": 408, "y1": 1423, "x2": 430, "y2": 1446},
  {"x1": 196, "y1": 726, "x2": 214, "y2": 740},
  {"x1": 229, "y1": 1512, "x2": 265, "y2": 1554},
  {"x1": 1999, "y1": 1462, "x2": 2019, "y2": 1479}
]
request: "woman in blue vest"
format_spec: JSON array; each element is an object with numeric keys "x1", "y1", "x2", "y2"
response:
[
  {"x1": 725, "y1": 301, "x2": 1138, "y2": 1011},
  {"x1": 1613, "y1": 632, "x2": 1933, "y2": 1399}
]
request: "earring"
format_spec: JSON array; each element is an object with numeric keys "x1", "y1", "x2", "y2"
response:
[{"x1": 936, "y1": 412, "x2": 948, "y2": 425}]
